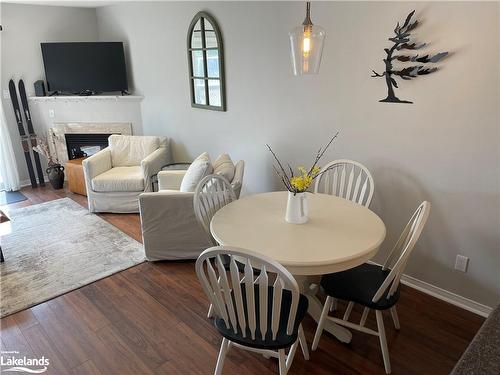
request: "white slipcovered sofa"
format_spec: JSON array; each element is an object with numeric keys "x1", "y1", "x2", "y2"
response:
[
  {"x1": 82, "y1": 135, "x2": 171, "y2": 213},
  {"x1": 139, "y1": 159, "x2": 244, "y2": 261}
]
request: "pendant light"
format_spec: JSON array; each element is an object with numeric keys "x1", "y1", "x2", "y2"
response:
[{"x1": 289, "y1": 2, "x2": 326, "y2": 75}]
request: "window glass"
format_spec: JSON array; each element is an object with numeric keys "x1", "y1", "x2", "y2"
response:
[
  {"x1": 208, "y1": 80, "x2": 221, "y2": 107},
  {"x1": 206, "y1": 50, "x2": 220, "y2": 78},
  {"x1": 191, "y1": 19, "x2": 203, "y2": 48},
  {"x1": 191, "y1": 51, "x2": 204, "y2": 77},
  {"x1": 205, "y1": 31, "x2": 218, "y2": 48},
  {"x1": 193, "y1": 79, "x2": 206, "y2": 105},
  {"x1": 204, "y1": 19, "x2": 214, "y2": 31}
]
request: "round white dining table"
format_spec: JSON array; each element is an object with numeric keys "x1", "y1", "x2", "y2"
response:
[{"x1": 210, "y1": 191, "x2": 386, "y2": 344}]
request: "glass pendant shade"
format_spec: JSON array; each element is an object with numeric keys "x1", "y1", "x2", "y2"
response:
[{"x1": 289, "y1": 3, "x2": 326, "y2": 75}]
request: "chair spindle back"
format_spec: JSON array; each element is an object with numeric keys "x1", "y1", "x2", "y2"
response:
[
  {"x1": 314, "y1": 159, "x2": 374, "y2": 207},
  {"x1": 372, "y1": 201, "x2": 431, "y2": 302},
  {"x1": 196, "y1": 246, "x2": 301, "y2": 340},
  {"x1": 194, "y1": 174, "x2": 237, "y2": 244}
]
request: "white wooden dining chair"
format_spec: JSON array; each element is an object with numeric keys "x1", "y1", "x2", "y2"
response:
[
  {"x1": 194, "y1": 174, "x2": 238, "y2": 318},
  {"x1": 314, "y1": 159, "x2": 374, "y2": 207},
  {"x1": 311, "y1": 201, "x2": 431, "y2": 374},
  {"x1": 314, "y1": 159, "x2": 375, "y2": 312},
  {"x1": 194, "y1": 174, "x2": 237, "y2": 245},
  {"x1": 196, "y1": 246, "x2": 309, "y2": 375}
]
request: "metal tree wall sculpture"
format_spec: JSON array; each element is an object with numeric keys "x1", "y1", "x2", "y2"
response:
[{"x1": 371, "y1": 10, "x2": 448, "y2": 104}]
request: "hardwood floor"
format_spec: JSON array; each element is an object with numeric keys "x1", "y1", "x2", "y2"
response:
[{"x1": 0, "y1": 185, "x2": 484, "y2": 374}]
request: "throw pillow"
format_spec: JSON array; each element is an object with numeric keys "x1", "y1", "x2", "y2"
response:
[
  {"x1": 213, "y1": 154, "x2": 235, "y2": 182},
  {"x1": 180, "y1": 152, "x2": 213, "y2": 192}
]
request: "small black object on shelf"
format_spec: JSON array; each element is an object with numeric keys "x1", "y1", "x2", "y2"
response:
[
  {"x1": 34, "y1": 80, "x2": 46, "y2": 97},
  {"x1": 371, "y1": 10, "x2": 448, "y2": 104}
]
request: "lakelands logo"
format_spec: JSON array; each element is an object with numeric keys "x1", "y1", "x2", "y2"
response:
[{"x1": 1, "y1": 351, "x2": 50, "y2": 373}]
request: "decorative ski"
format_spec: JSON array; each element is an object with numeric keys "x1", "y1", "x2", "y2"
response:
[
  {"x1": 8, "y1": 79, "x2": 37, "y2": 188},
  {"x1": 18, "y1": 79, "x2": 45, "y2": 186}
]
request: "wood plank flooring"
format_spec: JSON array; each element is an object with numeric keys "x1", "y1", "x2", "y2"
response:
[{"x1": 0, "y1": 185, "x2": 484, "y2": 374}]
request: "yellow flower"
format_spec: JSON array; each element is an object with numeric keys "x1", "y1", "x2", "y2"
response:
[
  {"x1": 290, "y1": 174, "x2": 313, "y2": 192},
  {"x1": 289, "y1": 165, "x2": 322, "y2": 192}
]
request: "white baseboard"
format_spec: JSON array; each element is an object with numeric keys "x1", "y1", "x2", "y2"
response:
[
  {"x1": 400, "y1": 274, "x2": 492, "y2": 318},
  {"x1": 367, "y1": 261, "x2": 492, "y2": 318},
  {"x1": 19, "y1": 176, "x2": 50, "y2": 188}
]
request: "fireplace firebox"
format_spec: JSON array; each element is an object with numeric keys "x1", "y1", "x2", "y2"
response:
[{"x1": 65, "y1": 133, "x2": 116, "y2": 160}]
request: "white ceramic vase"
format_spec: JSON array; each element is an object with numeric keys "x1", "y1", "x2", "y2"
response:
[{"x1": 285, "y1": 191, "x2": 308, "y2": 224}]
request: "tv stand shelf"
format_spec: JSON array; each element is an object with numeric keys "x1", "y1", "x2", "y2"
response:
[{"x1": 28, "y1": 95, "x2": 144, "y2": 102}]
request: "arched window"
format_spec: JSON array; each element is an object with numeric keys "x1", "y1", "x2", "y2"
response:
[{"x1": 187, "y1": 12, "x2": 226, "y2": 111}]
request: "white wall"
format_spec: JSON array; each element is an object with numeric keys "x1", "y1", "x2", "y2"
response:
[
  {"x1": 1, "y1": 4, "x2": 97, "y2": 181},
  {"x1": 0, "y1": 3, "x2": 143, "y2": 184},
  {"x1": 97, "y1": 1, "x2": 500, "y2": 308}
]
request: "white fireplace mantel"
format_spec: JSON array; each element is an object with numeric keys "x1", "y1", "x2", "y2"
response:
[{"x1": 29, "y1": 95, "x2": 144, "y2": 103}]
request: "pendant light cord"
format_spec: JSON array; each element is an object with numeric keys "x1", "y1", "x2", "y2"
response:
[{"x1": 303, "y1": 2, "x2": 313, "y2": 26}]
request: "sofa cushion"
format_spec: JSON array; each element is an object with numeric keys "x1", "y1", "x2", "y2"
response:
[
  {"x1": 232, "y1": 160, "x2": 245, "y2": 198},
  {"x1": 109, "y1": 135, "x2": 160, "y2": 167},
  {"x1": 92, "y1": 166, "x2": 145, "y2": 192},
  {"x1": 180, "y1": 152, "x2": 213, "y2": 192},
  {"x1": 213, "y1": 154, "x2": 235, "y2": 182},
  {"x1": 158, "y1": 170, "x2": 187, "y2": 191}
]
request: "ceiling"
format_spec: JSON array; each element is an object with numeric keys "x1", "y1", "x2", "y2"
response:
[
  {"x1": 1, "y1": 0, "x2": 137, "y2": 8},
  {"x1": 1, "y1": 0, "x2": 358, "y2": 8}
]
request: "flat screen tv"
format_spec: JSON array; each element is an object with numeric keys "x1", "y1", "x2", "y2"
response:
[{"x1": 41, "y1": 42, "x2": 128, "y2": 94}]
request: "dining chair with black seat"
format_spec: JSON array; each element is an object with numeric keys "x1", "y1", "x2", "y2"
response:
[
  {"x1": 311, "y1": 201, "x2": 431, "y2": 374},
  {"x1": 194, "y1": 174, "x2": 237, "y2": 246},
  {"x1": 314, "y1": 159, "x2": 374, "y2": 207},
  {"x1": 196, "y1": 246, "x2": 309, "y2": 375},
  {"x1": 314, "y1": 159, "x2": 375, "y2": 312},
  {"x1": 194, "y1": 174, "x2": 238, "y2": 318}
]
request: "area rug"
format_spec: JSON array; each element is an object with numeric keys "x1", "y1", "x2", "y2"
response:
[
  {"x1": 0, "y1": 190, "x2": 27, "y2": 205},
  {"x1": 0, "y1": 198, "x2": 145, "y2": 317}
]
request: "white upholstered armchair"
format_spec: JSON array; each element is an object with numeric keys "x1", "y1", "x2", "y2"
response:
[
  {"x1": 83, "y1": 135, "x2": 171, "y2": 213},
  {"x1": 139, "y1": 159, "x2": 244, "y2": 261}
]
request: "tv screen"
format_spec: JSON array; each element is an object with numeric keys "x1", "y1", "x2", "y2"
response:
[{"x1": 41, "y1": 42, "x2": 128, "y2": 93}]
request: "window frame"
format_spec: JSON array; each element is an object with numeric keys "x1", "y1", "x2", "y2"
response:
[{"x1": 187, "y1": 12, "x2": 226, "y2": 111}]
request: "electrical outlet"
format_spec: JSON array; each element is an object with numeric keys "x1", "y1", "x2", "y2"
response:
[
  {"x1": 455, "y1": 255, "x2": 469, "y2": 272},
  {"x1": 3, "y1": 90, "x2": 10, "y2": 99},
  {"x1": 48, "y1": 109, "x2": 55, "y2": 118}
]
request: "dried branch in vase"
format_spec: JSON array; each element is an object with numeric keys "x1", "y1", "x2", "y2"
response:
[
  {"x1": 32, "y1": 136, "x2": 59, "y2": 166},
  {"x1": 267, "y1": 132, "x2": 339, "y2": 195}
]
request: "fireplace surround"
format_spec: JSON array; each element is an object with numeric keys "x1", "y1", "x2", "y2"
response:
[{"x1": 48, "y1": 122, "x2": 133, "y2": 165}]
